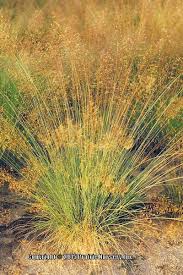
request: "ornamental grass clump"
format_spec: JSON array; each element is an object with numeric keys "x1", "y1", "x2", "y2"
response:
[
  {"x1": 0, "y1": 0, "x2": 183, "y2": 257},
  {"x1": 0, "y1": 60, "x2": 182, "y2": 255}
]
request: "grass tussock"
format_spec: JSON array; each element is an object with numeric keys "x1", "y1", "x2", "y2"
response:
[{"x1": 0, "y1": 0, "x2": 183, "y2": 255}]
